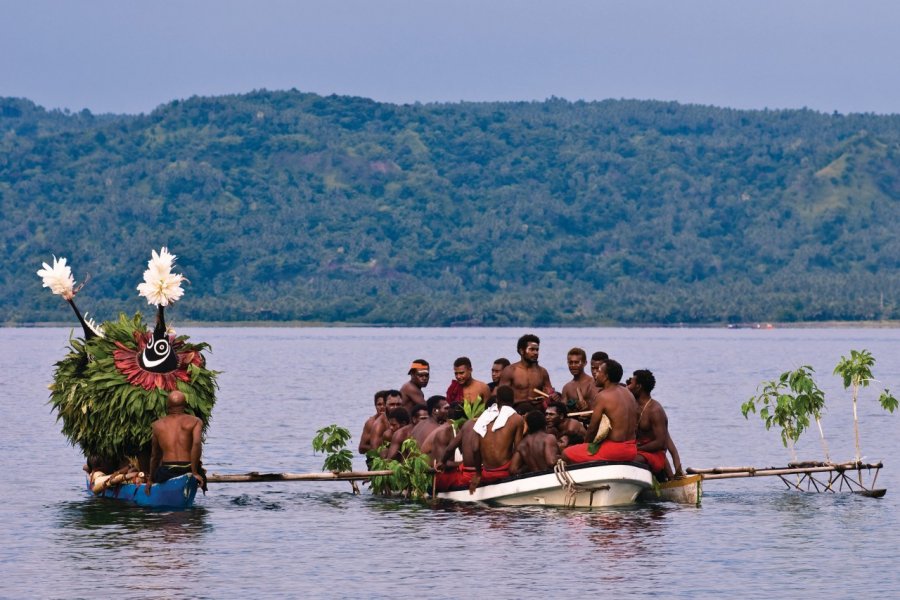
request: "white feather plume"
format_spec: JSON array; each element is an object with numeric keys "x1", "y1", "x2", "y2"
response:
[
  {"x1": 37, "y1": 256, "x2": 76, "y2": 299},
  {"x1": 137, "y1": 247, "x2": 185, "y2": 306}
]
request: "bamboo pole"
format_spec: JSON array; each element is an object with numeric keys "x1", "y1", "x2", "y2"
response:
[
  {"x1": 693, "y1": 463, "x2": 882, "y2": 481},
  {"x1": 688, "y1": 461, "x2": 881, "y2": 475},
  {"x1": 206, "y1": 470, "x2": 393, "y2": 483}
]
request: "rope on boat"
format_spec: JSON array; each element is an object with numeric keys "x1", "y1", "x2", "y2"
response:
[{"x1": 554, "y1": 460, "x2": 580, "y2": 507}]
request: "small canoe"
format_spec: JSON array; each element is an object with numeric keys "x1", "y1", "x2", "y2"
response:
[
  {"x1": 86, "y1": 474, "x2": 199, "y2": 509},
  {"x1": 638, "y1": 473, "x2": 703, "y2": 505},
  {"x1": 436, "y1": 461, "x2": 653, "y2": 508}
]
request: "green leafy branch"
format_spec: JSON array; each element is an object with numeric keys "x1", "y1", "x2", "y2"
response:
[
  {"x1": 367, "y1": 439, "x2": 432, "y2": 500},
  {"x1": 312, "y1": 425, "x2": 353, "y2": 473},
  {"x1": 834, "y1": 349, "x2": 898, "y2": 462}
]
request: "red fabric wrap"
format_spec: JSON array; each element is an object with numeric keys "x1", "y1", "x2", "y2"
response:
[
  {"x1": 446, "y1": 380, "x2": 464, "y2": 405},
  {"x1": 563, "y1": 439, "x2": 638, "y2": 463},
  {"x1": 481, "y1": 461, "x2": 512, "y2": 483},
  {"x1": 435, "y1": 465, "x2": 478, "y2": 492}
]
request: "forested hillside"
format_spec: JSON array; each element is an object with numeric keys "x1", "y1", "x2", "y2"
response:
[{"x1": 3, "y1": 91, "x2": 900, "y2": 325}]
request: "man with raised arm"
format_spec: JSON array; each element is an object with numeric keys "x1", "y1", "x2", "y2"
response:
[
  {"x1": 628, "y1": 369, "x2": 684, "y2": 480},
  {"x1": 400, "y1": 360, "x2": 430, "y2": 414},
  {"x1": 510, "y1": 410, "x2": 560, "y2": 475},
  {"x1": 358, "y1": 390, "x2": 387, "y2": 456},
  {"x1": 497, "y1": 334, "x2": 558, "y2": 414},
  {"x1": 560, "y1": 347, "x2": 598, "y2": 412},
  {"x1": 563, "y1": 359, "x2": 638, "y2": 464},
  {"x1": 146, "y1": 390, "x2": 205, "y2": 494}
]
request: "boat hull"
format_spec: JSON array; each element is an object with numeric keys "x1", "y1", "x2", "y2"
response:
[
  {"x1": 437, "y1": 461, "x2": 652, "y2": 508},
  {"x1": 638, "y1": 473, "x2": 702, "y2": 505},
  {"x1": 86, "y1": 474, "x2": 199, "y2": 509}
]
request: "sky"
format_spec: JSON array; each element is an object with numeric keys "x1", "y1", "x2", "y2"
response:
[{"x1": 2, "y1": 0, "x2": 899, "y2": 116}]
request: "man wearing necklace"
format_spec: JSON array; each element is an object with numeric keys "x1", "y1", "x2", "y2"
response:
[{"x1": 628, "y1": 369, "x2": 684, "y2": 480}]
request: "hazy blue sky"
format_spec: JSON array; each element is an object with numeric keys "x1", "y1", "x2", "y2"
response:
[{"x1": 3, "y1": 1, "x2": 898, "y2": 115}]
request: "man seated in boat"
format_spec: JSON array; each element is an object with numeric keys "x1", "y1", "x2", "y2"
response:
[
  {"x1": 560, "y1": 347, "x2": 597, "y2": 412},
  {"x1": 488, "y1": 357, "x2": 510, "y2": 395},
  {"x1": 436, "y1": 418, "x2": 482, "y2": 493},
  {"x1": 558, "y1": 432, "x2": 584, "y2": 453},
  {"x1": 627, "y1": 369, "x2": 684, "y2": 480},
  {"x1": 411, "y1": 403, "x2": 428, "y2": 425},
  {"x1": 358, "y1": 390, "x2": 387, "y2": 457},
  {"x1": 474, "y1": 385, "x2": 525, "y2": 482},
  {"x1": 510, "y1": 410, "x2": 559, "y2": 475},
  {"x1": 372, "y1": 390, "x2": 403, "y2": 450},
  {"x1": 400, "y1": 360, "x2": 430, "y2": 414},
  {"x1": 497, "y1": 334, "x2": 559, "y2": 414},
  {"x1": 146, "y1": 390, "x2": 206, "y2": 493},
  {"x1": 421, "y1": 403, "x2": 466, "y2": 468},
  {"x1": 563, "y1": 360, "x2": 638, "y2": 464},
  {"x1": 545, "y1": 401, "x2": 587, "y2": 440},
  {"x1": 411, "y1": 395, "x2": 450, "y2": 449},
  {"x1": 446, "y1": 356, "x2": 492, "y2": 410},
  {"x1": 381, "y1": 407, "x2": 414, "y2": 460}
]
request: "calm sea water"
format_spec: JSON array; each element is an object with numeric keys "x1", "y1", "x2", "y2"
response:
[{"x1": 2, "y1": 326, "x2": 899, "y2": 599}]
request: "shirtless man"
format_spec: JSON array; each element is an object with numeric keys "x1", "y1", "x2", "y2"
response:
[
  {"x1": 372, "y1": 390, "x2": 402, "y2": 450},
  {"x1": 478, "y1": 385, "x2": 525, "y2": 481},
  {"x1": 488, "y1": 358, "x2": 510, "y2": 394},
  {"x1": 437, "y1": 419, "x2": 483, "y2": 493},
  {"x1": 497, "y1": 334, "x2": 558, "y2": 414},
  {"x1": 400, "y1": 359, "x2": 430, "y2": 414},
  {"x1": 410, "y1": 396, "x2": 449, "y2": 449},
  {"x1": 563, "y1": 359, "x2": 638, "y2": 464},
  {"x1": 358, "y1": 390, "x2": 387, "y2": 455},
  {"x1": 590, "y1": 351, "x2": 609, "y2": 380},
  {"x1": 410, "y1": 404, "x2": 428, "y2": 425},
  {"x1": 381, "y1": 407, "x2": 414, "y2": 460},
  {"x1": 545, "y1": 401, "x2": 587, "y2": 439},
  {"x1": 627, "y1": 369, "x2": 684, "y2": 480},
  {"x1": 560, "y1": 347, "x2": 598, "y2": 412},
  {"x1": 510, "y1": 410, "x2": 559, "y2": 475},
  {"x1": 447, "y1": 357, "x2": 492, "y2": 408},
  {"x1": 146, "y1": 390, "x2": 204, "y2": 494}
]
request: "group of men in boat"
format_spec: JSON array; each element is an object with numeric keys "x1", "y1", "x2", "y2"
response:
[
  {"x1": 84, "y1": 391, "x2": 207, "y2": 495},
  {"x1": 357, "y1": 333, "x2": 684, "y2": 493}
]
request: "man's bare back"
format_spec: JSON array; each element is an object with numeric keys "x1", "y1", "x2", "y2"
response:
[
  {"x1": 481, "y1": 412, "x2": 524, "y2": 468},
  {"x1": 511, "y1": 431, "x2": 559, "y2": 474}
]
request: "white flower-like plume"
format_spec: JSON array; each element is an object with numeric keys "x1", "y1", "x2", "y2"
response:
[
  {"x1": 37, "y1": 256, "x2": 76, "y2": 300},
  {"x1": 137, "y1": 247, "x2": 186, "y2": 306}
]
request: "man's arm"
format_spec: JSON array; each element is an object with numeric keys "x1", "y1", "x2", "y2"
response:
[
  {"x1": 358, "y1": 420, "x2": 373, "y2": 455},
  {"x1": 586, "y1": 400, "x2": 606, "y2": 440},
  {"x1": 509, "y1": 441, "x2": 526, "y2": 475},
  {"x1": 638, "y1": 408, "x2": 668, "y2": 453},
  {"x1": 190, "y1": 419, "x2": 203, "y2": 481},
  {"x1": 382, "y1": 429, "x2": 406, "y2": 460},
  {"x1": 666, "y1": 433, "x2": 684, "y2": 477},
  {"x1": 543, "y1": 435, "x2": 560, "y2": 467}
]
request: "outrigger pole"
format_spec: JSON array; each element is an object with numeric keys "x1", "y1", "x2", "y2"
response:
[
  {"x1": 687, "y1": 461, "x2": 885, "y2": 497},
  {"x1": 206, "y1": 470, "x2": 395, "y2": 494}
]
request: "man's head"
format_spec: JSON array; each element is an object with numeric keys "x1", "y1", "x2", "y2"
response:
[
  {"x1": 517, "y1": 334, "x2": 541, "y2": 364},
  {"x1": 453, "y1": 357, "x2": 473, "y2": 386},
  {"x1": 495, "y1": 385, "x2": 515, "y2": 408},
  {"x1": 491, "y1": 358, "x2": 510, "y2": 384},
  {"x1": 387, "y1": 407, "x2": 410, "y2": 432},
  {"x1": 166, "y1": 390, "x2": 187, "y2": 414},
  {"x1": 545, "y1": 401, "x2": 567, "y2": 428},
  {"x1": 525, "y1": 410, "x2": 546, "y2": 434},
  {"x1": 596, "y1": 359, "x2": 624, "y2": 386},
  {"x1": 567, "y1": 347, "x2": 587, "y2": 377},
  {"x1": 408, "y1": 359, "x2": 430, "y2": 388},
  {"x1": 411, "y1": 404, "x2": 428, "y2": 424},
  {"x1": 590, "y1": 351, "x2": 609, "y2": 378},
  {"x1": 374, "y1": 390, "x2": 387, "y2": 414},
  {"x1": 628, "y1": 369, "x2": 656, "y2": 399},
  {"x1": 426, "y1": 395, "x2": 450, "y2": 423},
  {"x1": 385, "y1": 390, "x2": 402, "y2": 412}
]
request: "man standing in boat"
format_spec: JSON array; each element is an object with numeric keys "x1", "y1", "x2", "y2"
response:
[
  {"x1": 563, "y1": 360, "x2": 638, "y2": 464},
  {"x1": 400, "y1": 360, "x2": 430, "y2": 413},
  {"x1": 446, "y1": 357, "x2": 492, "y2": 409},
  {"x1": 628, "y1": 369, "x2": 684, "y2": 480},
  {"x1": 560, "y1": 347, "x2": 598, "y2": 412},
  {"x1": 488, "y1": 357, "x2": 510, "y2": 395},
  {"x1": 497, "y1": 334, "x2": 559, "y2": 414},
  {"x1": 146, "y1": 390, "x2": 205, "y2": 494}
]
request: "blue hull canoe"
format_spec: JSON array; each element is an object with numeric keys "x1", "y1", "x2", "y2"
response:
[{"x1": 86, "y1": 474, "x2": 199, "y2": 509}]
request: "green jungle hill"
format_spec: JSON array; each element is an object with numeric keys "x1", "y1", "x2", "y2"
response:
[{"x1": 3, "y1": 91, "x2": 900, "y2": 326}]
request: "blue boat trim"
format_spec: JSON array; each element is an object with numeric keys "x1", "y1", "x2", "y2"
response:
[{"x1": 85, "y1": 473, "x2": 199, "y2": 509}]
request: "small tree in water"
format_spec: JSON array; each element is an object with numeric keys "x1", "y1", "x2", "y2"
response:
[
  {"x1": 367, "y1": 439, "x2": 432, "y2": 500},
  {"x1": 833, "y1": 349, "x2": 898, "y2": 463},
  {"x1": 742, "y1": 366, "x2": 827, "y2": 462},
  {"x1": 312, "y1": 425, "x2": 354, "y2": 473}
]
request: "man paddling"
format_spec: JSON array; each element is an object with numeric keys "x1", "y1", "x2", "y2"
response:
[
  {"x1": 563, "y1": 360, "x2": 638, "y2": 464},
  {"x1": 497, "y1": 334, "x2": 558, "y2": 414},
  {"x1": 145, "y1": 390, "x2": 205, "y2": 494}
]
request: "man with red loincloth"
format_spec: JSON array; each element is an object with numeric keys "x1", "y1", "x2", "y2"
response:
[
  {"x1": 628, "y1": 369, "x2": 684, "y2": 480},
  {"x1": 563, "y1": 359, "x2": 638, "y2": 464}
]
